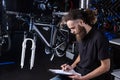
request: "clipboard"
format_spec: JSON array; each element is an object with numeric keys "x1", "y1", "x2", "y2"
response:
[
  {"x1": 49, "y1": 69, "x2": 73, "y2": 75},
  {"x1": 49, "y1": 69, "x2": 81, "y2": 76}
]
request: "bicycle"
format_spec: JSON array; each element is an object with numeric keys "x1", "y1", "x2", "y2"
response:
[
  {"x1": 0, "y1": 0, "x2": 11, "y2": 56},
  {"x1": 6, "y1": 9, "x2": 75, "y2": 69}
]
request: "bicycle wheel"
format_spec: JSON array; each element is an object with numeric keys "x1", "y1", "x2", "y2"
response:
[
  {"x1": 52, "y1": 27, "x2": 69, "y2": 57},
  {"x1": 1, "y1": 33, "x2": 11, "y2": 53}
]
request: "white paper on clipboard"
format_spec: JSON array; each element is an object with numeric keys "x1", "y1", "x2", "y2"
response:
[{"x1": 49, "y1": 69, "x2": 81, "y2": 76}]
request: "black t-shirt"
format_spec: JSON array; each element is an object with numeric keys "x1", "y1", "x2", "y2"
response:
[{"x1": 75, "y1": 28, "x2": 110, "y2": 77}]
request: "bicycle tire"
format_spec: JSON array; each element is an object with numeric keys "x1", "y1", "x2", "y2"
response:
[
  {"x1": 52, "y1": 28, "x2": 69, "y2": 57},
  {"x1": 1, "y1": 33, "x2": 11, "y2": 52}
]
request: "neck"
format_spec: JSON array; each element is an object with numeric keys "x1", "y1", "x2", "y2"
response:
[{"x1": 84, "y1": 24, "x2": 92, "y2": 33}]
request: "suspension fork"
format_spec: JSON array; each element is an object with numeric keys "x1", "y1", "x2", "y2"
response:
[{"x1": 20, "y1": 32, "x2": 36, "y2": 69}]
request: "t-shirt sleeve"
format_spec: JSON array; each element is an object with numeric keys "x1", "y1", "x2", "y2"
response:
[{"x1": 96, "y1": 33, "x2": 110, "y2": 60}]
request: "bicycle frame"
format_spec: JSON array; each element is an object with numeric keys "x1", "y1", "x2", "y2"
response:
[
  {"x1": 33, "y1": 23, "x2": 55, "y2": 48},
  {"x1": 33, "y1": 22, "x2": 70, "y2": 58},
  {"x1": 20, "y1": 15, "x2": 70, "y2": 69}
]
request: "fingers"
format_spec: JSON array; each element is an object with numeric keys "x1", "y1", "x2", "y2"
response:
[
  {"x1": 69, "y1": 75, "x2": 76, "y2": 80},
  {"x1": 61, "y1": 64, "x2": 67, "y2": 68},
  {"x1": 61, "y1": 64, "x2": 67, "y2": 70},
  {"x1": 69, "y1": 74, "x2": 81, "y2": 80},
  {"x1": 61, "y1": 64, "x2": 70, "y2": 71}
]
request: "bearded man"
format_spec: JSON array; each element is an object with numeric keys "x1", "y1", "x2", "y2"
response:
[{"x1": 50, "y1": 9, "x2": 110, "y2": 80}]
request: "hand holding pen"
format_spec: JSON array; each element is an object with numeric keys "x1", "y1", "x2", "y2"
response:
[{"x1": 61, "y1": 63, "x2": 73, "y2": 71}]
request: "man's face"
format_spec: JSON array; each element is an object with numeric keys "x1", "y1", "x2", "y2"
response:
[{"x1": 66, "y1": 20, "x2": 87, "y2": 41}]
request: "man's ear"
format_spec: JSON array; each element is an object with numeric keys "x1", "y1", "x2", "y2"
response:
[{"x1": 79, "y1": 19, "x2": 84, "y2": 25}]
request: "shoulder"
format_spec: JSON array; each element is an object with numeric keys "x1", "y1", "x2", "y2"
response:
[{"x1": 93, "y1": 29, "x2": 107, "y2": 40}]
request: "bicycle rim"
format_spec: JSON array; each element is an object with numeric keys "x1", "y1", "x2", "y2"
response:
[{"x1": 52, "y1": 28, "x2": 69, "y2": 57}]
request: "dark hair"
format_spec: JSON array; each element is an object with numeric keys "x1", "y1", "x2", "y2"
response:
[{"x1": 62, "y1": 9, "x2": 96, "y2": 26}]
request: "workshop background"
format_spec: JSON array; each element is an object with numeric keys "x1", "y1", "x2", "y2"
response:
[{"x1": 0, "y1": 0, "x2": 120, "y2": 80}]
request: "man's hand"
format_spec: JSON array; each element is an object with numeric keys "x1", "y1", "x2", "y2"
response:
[
  {"x1": 61, "y1": 64, "x2": 73, "y2": 71},
  {"x1": 69, "y1": 74, "x2": 88, "y2": 80}
]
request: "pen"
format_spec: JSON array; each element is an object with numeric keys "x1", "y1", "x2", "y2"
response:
[{"x1": 61, "y1": 63, "x2": 71, "y2": 71}]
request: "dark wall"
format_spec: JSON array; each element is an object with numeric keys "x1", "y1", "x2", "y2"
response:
[
  {"x1": 5, "y1": 0, "x2": 80, "y2": 13},
  {"x1": 0, "y1": 1, "x2": 2, "y2": 25},
  {"x1": 110, "y1": 45, "x2": 120, "y2": 69},
  {"x1": 5, "y1": 0, "x2": 34, "y2": 13}
]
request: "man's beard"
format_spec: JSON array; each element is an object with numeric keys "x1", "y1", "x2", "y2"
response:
[{"x1": 76, "y1": 25, "x2": 87, "y2": 42}]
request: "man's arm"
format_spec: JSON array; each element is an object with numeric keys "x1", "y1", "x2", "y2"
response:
[
  {"x1": 61, "y1": 54, "x2": 80, "y2": 71},
  {"x1": 81, "y1": 58, "x2": 110, "y2": 80},
  {"x1": 71, "y1": 54, "x2": 80, "y2": 69}
]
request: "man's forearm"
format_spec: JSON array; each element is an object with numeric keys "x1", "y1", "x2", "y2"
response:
[
  {"x1": 81, "y1": 59, "x2": 110, "y2": 80},
  {"x1": 71, "y1": 54, "x2": 80, "y2": 69}
]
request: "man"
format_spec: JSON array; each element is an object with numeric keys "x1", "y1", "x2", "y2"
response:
[{"x1": 50, "y1": 9, "x2": 110, "y2": 80}]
